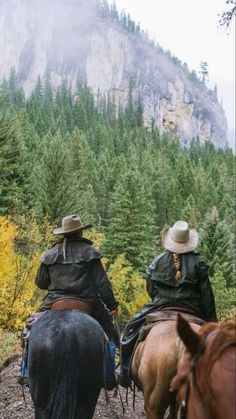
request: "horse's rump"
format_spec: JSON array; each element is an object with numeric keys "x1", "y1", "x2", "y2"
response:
[
  {"x1": 28, "y1": 310, "x2": 105, "y2": 419},
  {"x1": 131, "y1": 319, "x2": 201, "y2": 419}
]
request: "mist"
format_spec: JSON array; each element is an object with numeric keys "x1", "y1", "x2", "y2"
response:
[{"x1": 0, "y1": 0, "x2": 228, "y2": 148}]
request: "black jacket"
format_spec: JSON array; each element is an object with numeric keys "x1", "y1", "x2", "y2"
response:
[
  {"x1": 36, "y1": 236, "x2": 118, "y2": 311},
  {"x1": 145, "y1": 250, "x2": 217, "y2": 321}
]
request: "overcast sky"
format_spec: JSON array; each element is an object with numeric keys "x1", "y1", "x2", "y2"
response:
[{"x1": 109, "y1": 0, "x2": 235, "y2": 136}]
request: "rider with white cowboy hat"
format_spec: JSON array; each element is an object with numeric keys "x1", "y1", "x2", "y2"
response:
[{"x1": 119, "y1": 220, "x2": 217, "y2": 388}]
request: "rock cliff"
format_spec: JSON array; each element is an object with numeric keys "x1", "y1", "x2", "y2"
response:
[{"x1": 0, "y1": 0, "x2": 228, "y2": 147}]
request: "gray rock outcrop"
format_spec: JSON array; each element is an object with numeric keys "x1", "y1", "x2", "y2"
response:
[{"x1": 0, "y1": 0, "x2": 228, "y2": 147}]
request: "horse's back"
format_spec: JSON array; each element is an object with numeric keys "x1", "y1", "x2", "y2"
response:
[
  {"x1": 29, "y1": 309, "x2": 105, "y2": 341},
  {"x1": 133, "y1": 319, "x2": 201, "y2": 376},
  {"x1": 28, "y1": 310, "x2": 105, "y2": 419},
  {"x1": 132, "y1": 321, "x2": 182, "y2": 389}
]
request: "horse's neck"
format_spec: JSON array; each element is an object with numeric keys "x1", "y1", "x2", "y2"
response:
[{"x1": 190, "y1": 339, "x2": 235, "y2": 419}]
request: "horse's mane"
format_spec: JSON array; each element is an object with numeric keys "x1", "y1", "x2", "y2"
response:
[{"x1": 199, "y1": 320, "x2": 236, "y2": 375}]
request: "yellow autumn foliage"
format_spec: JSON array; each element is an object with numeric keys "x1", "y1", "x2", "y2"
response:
[
  {"x1": 84, "y1": 228, "x2": 109, "y2": 264},
  {"x1": 108, "y1": 254, "x2": 147, "y2": 325},
  {"x1": 84, "y1": 228, "x2": 104, "y2": 249},
  {"x1": 0, "y1": 216, "x2": 40, "y2": 330},
  {"x1": 85, "y1": 231, "x2": 147, "y2": 323},
  {"x1": 85, "y1": 231, "x2": 147, "y2": 324},
  {"x1": 0, "y1": 219, "x2": 147, "y2": 330}
]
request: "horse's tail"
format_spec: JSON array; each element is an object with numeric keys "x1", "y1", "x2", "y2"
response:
[{"x1": 44, "y1": 325, "x2": 79, "y2": 419}]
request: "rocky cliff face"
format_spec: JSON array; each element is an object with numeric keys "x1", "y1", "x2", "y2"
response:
[{"x1": 0, "y1": 0, "x2": 228, "y2": 147}]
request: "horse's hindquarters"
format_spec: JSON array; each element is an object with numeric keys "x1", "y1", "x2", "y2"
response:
[
  {"x1": 28, "y1": 310, "x2": 105, "y2": 419},
  {"x1": 132, "y1": 321, "x2": 186, "y2": 419}
]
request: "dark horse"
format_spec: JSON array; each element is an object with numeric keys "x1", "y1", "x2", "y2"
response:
[
  {"x1": 28, "y1": 309, "x2": 106, "y2": 419},
  {"x1": 171, "y1": 315, "x2": 236, "y2": 419}
]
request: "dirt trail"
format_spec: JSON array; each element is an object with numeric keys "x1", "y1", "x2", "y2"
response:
[{"x1": 0, "y1": 355, "x2": 145, "y2": 418}]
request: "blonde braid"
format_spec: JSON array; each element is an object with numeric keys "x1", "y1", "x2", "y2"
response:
[
  {"x1": 172, "y1": 253, "x2": 181, "y2": 281},
  {"x1": 62, "y1": 237, "x2": 67, "y2": 261}
]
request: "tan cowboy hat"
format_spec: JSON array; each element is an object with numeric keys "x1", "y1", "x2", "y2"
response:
[
  {"x1": 53, "y1": 214, "x2": 93, "y2": 235},
  {"x1": 162, "y1": 221, "x2": 198, "y2": 254}
]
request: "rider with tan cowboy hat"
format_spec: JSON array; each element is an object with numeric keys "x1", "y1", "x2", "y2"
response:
[
  {"x1": 19, "y1": 214, "x2": 119, "y2": 389},
  {"x1": 35, "y1": 214, "x2": 119, "y2": 346},
  {"x1": 119, "y1": 220, "x2": 217, "y2": 388}
]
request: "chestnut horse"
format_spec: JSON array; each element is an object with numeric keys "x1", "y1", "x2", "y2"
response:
[
  {"x1": 131, "y1": 311, "x2": 203, "y2": 419},
  {"x1": 171, "y1": 315, "x2": 236, "y2": 419}
]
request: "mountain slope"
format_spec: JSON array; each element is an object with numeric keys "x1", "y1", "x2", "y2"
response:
[{"x1": 0, "y1": 0, "x2": 228, "y2": 147}]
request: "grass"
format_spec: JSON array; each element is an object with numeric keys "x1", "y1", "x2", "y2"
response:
[{"x1": 0, "y1": 329, "x2": 21, "y2": 367}]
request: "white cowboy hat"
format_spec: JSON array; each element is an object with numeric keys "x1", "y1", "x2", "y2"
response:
[
  {"x1": 53, "y1": 214, "x2": 93, "y2": 235},
  {"x1": 162, "y1": 221, "x2": 198, "y2": 254}
]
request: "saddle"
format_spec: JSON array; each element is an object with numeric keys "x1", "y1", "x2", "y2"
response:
[
  {"x1": 139, "y1": 307, "x2": 205, "y2": 342},
  {"x1": 25, "y1": 298, "x2": 92, "y2": 330},
  {"x1": 51, "y1": 297, "x2": 92, "y2": 314},
  {"x1": 146, "y1": 307, "x2": 205, "y2": 324}
]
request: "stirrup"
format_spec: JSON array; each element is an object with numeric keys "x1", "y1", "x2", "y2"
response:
[{"x1": 118, "y1": 369, "x2": 131, "y2": 388}]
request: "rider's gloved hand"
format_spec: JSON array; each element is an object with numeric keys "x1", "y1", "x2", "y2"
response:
[{"x1": 108, "y1": 308, "x2": 118, "y2": 318}]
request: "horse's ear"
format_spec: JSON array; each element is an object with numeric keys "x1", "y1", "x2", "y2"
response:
[{"x1": 177, "y1": 314, "x2": 201, "y2": 356}]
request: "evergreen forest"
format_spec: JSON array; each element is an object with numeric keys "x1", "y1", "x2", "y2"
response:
[{"x1": 0, "y1": 71, "x2": 235, "y2": 332}]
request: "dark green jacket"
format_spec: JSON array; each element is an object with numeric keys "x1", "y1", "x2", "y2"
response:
[{"x1": 146, "y1": 250, "x2": 217, "y2": 321}]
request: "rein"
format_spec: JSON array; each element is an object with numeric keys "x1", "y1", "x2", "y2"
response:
[
  {"x1": 113, "y1": 318, "x2": 126, "y2": 415},
  {"x1": 178, "y1": 329, "x2": 219, "y2": 419}
]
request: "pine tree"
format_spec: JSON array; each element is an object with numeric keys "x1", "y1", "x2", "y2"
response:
[
  {"x1": 198, "y1": 207, "x2": 235, "y2": 287},
  {"x1": 152, "y1": 149, "x2": 183, "y2": 226},
  {"x1": 109, "y1": 1, "x2": 119, "y2": 19},
  {"x1": 33, "y1": 76, "x2": 44, "y2": 105},
  {"x1": 102, "y1": 164, "x2": 156, "y2": 270},
  {"x1": 106, "y1": 91, "x2": 116, "y2": 121},
  {"x1": 71, "y1": 129, "x2": 97, "y2": 187},
  {"x1": 199, "y1": 61, "x2": 209, "y2": 84},
  {"x1": 175, "y1": 156, "x2": 195, "y2": 201},
  {"x1": 125, "y1": 77, "x2": 136, "y2": 127},
  {"x1": 26, "y1": 77, "x2": 47, "y2": 137},
  {"x1": 31, "y1": 131, "x2": 77, "y2": 224},
  {"x1": 8, "y1": 67, "x2": 25, "y2": 108},
  {"x1": 0, "y1": 109, "x2": 25, "y2": 214},
  {"x1": 70, "y1": 129, "x2": 99, "y2": 223},
  {"x1": 42, "y1": 73, "x2": 56, "y2": 132},
  {"x1": 193, "y1": 171, "x2": 218, "y2": 218},
  {"x1": 211, "y1": 270, "x2": 235, "y2": 320},
  {"x1": 180, "y1": 194, "x2": 200, "y2": 228},
  {"x1": 135, "y1": 94, "x2": 144, "y2": 127},
  {"x1": 74, "y1": 100, "x2": 88, "y2": 131}
]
